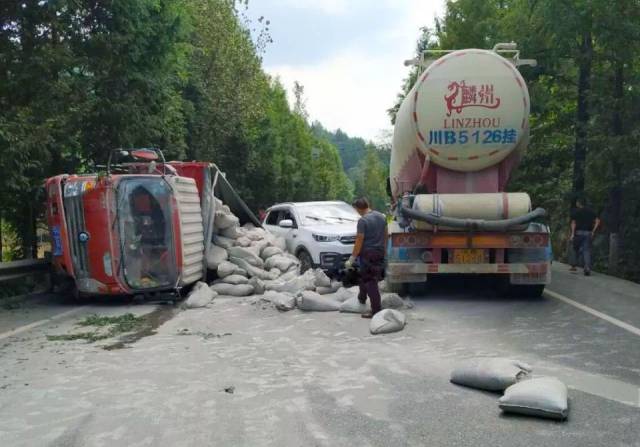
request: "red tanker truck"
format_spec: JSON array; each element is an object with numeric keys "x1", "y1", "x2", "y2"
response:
[
  {"x1": 387, "y1": 43, "x2": 550, "y2": 297},
  {"x1": 45, "y1": 148, "x2": 259, "y2": 299}
]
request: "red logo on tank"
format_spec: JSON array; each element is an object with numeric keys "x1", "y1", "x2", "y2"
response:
[{"x1": 444, "y1": 81, "x2": 501, "y2": 116}]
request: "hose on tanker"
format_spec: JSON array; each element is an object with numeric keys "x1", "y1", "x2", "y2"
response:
[{"x1": 399, "y1": 205, "x2": 547, "y2": 232}]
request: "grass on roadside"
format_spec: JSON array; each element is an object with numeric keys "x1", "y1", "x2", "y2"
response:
[{"x1": 47, "y1": 313, "x2": 146, "y2": 343}]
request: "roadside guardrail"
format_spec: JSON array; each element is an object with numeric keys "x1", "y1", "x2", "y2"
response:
[{"x1": 0, "y1": 259, "x2": 50, "y2": 283}]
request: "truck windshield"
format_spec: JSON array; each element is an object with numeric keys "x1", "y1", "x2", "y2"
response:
[{"x1": 117, "y1": 177, "x2": 177, "y2": 290}]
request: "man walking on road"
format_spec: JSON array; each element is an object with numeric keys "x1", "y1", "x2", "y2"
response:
[
  {"x1": 570, "y1": 198, "x2": 600, "y2": 276},
  {"x1": 346, "y1": 198, "x2": 387, "y2": 319}
]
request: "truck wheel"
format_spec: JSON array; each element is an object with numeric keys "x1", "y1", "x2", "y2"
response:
[
  {"x1": 297, "y1": 250, "x2": 313, "y2": 274},
  {"x1": 388, "y1": 282, "x2": 409, "y2": 296}
]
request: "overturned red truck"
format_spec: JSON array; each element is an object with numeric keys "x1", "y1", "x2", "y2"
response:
[
  {"x1": 387, "y1": 44, "x2": 551, "y2": 297},
  {"x1": 45, "y1": 149, "x2": 259, "y2": 299}
]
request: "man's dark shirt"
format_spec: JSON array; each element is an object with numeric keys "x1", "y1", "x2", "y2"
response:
[
  {"x1": 357, "y1": 210, "x2": 387, "y2": 252},
  {"x1": 571, "y1": 207, "x2": 597, "y2": 232}
]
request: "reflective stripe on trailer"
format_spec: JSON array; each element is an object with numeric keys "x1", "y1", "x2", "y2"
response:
[{"x1": 387, "y1": 262, "x2": 549, "y2": 275}]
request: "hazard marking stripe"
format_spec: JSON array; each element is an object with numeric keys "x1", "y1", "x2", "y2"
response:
[
  {"x1": 413, "y1": 112, "x2": 418, "y2": 122},
  {"x1": 429, "y1": 149, "x2": 440, "y2": 156},
  {"x1": 417, "y1": 132, "x2": 425, "y2": 142},
  {"x1": 489, "y1": 150, "x2": 500, "y2": 156},
  {"x1": 447, "y1": 157, "x2": 459, "y2": 161},
  {"x1": 468, "y1": 155, "x2": 479, "y2": 160}
]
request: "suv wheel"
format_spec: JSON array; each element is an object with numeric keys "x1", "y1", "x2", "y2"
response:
[{"x1": 297, "y1": 250, "x2": 313, "y2": 273}]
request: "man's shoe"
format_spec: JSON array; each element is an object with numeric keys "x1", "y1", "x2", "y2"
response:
[
  {"x1": 570, "y1": 266, "x2": 577, "y2": 272},
  {"x1": 584, "y1": 270, "x2": 591, "y2": 276},
  {"x1": 361, "y1": 312, "x2": 373, "y2": 319}
]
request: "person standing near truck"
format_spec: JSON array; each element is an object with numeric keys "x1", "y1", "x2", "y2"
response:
[
  {"x1": 570, "y1": 198, "x2": 600, "y2": 276},
  {"x1": 346, "y1": 198, "x2": 388, "y2": 319}
]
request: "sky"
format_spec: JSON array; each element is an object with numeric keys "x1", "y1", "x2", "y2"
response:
[{"x1": 246, "y1": 0, "x2": 445, "y2": 143}]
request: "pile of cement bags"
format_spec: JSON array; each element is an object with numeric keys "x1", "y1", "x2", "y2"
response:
[
  {"x1": 194, "y1": 200, "x2": 411, "y2": 335},
  {"x1": 450, "y1": 358, "x2": 569, "y2": 420}
]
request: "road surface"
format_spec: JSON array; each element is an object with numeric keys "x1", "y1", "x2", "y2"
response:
[{"x1": 0, "y1": 263, "x2": 638, "y2": 447}]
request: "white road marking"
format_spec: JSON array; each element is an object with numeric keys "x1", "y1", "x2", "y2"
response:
[
  {"x1": 545, "y1": 289, "x2": 640, "y2": 337},
  {"x1": 0, "y1": 307, "x2": 85, "y2": 341}
]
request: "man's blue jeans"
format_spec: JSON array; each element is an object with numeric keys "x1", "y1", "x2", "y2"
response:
[{"x1": 573, "y1": 230, "x2": 593, "y2": 272}]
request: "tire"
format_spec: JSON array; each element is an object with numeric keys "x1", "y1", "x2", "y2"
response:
[
  {"x1": 297, "y1": 249, "x2": 314, "y2": 274},
  {"x1": 388, "y1": 281, "x2": 409, "y2": 297}
]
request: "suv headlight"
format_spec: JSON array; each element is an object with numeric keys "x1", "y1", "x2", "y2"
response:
[{"x1": 313, "y1": 234, "x2": 340, "y2": 242}]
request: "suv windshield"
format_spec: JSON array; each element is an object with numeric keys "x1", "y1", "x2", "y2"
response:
[
  {"x1": 117, "y1": 177, "x2": 178, "y2": 290},
  {"x1": 297, "y1": 203, "x2": 359, "y2": 226}
]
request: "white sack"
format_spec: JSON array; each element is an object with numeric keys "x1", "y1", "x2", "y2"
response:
[
  {"x1": 450, "y1": 358, "x2": 532, "y2": 392},
  {"x1": 217, "y1": 261, "x2": 246, "y2": 278},
  {"x1": 210, "y1": 283, "x2": 254, "y2": 297},
  {"x1": 370, "y1": 309, "x2": 406, "y2": 335},
  {"x1": 207, "y1": 244, "x2": 228, "y2": 270},
  {"x1": 261, "y1": 246, "x2": 283, "y2": 260},
  {"x1": 499, "y1": 377, "x2": 569, "y2": 420},
  {"x1": 249, "y1": 277, "x2": 265, "y2": 295},
  {"x1": 213, "y1": 235, "x2": 235, "y2": 249},
  {"x1": 184, "y1": 282, "x2": 217, "y2": 309},
  {"x1": 221, "y1": 274, "x2": 249, "y2": 285},
  {"x1": 221, "y1": 226, "x2": 242, "y2": 240},
  {"x1": 339, "y1": 296, "x2": 370, "y2": 314},
  {"x1": 381, "y1": 293, "x2": 405, "y2": 309},
  {"x1": 296, "y1": 291, "x2": 341, "y2": 312},
  {"x1": 263, "y1": 291, "x2": 297, "y2": 312},
  {"x1": 273, "y1": 236, "x2": 287, "y2": 251},
  {"x1": 215, "y1": 211, "x2": 239, "y2": 230},
  {"x1": 266, "y1": 269, "x2": 316, "y2": 294},
  {"x1": 264, "y1": 255, "x2": 297, "y2": 272},
  {"x1": 313, "y1": 269, "x2": 331, "y2": 288},
  {"x1": 228, "y1": 246, "x2": 264, "y2": 268},
  {"x1": 236, "y1": 236, "x2": 252, "y2": 247},
  {"x1": 245, "y1": 228, "x2": 267, "y2": 241},
  {"x1": 378, "y1": 280, "x2": 389, "y2": 293},
  {"x1": 334, "y1": 287, "x2": 357, "y2": 302},
  {"x1": 230, "y1": 257, "x2": 281, "y2": 281}
]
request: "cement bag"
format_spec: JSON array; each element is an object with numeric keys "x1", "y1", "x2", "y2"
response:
[
  {"x1": 333, "y1": 287, "x2": 357, "y2": 302},
  {"x1": 245, "y1": 228, "x2": 267, "y2": 241},
  {"x1": 236, "y1": 236, "x2": 252, "y2": 247},
  {"x1": 381, "y1": 293, "x2": 404, "y2": 309},
  {"x1": 261, "y1": 246, "x2": 283, "y2": 260},
  {"x1": 221, "y1": 274, "x2": 249, "y2": 285},
  {"x1": 230, "y1": 257, "x2": 281, "y2": 281},
  {"x1": 217, "y1": 261, "x2": 246, "y2": 278},
  {"x1": 207, "y1": 244, "x2": 228, "y2": 270},
  {"x1": 316, "y1": 281, "x2": 341, "y2": 295},
  {"x1": 273, "y1": 236, "x2": 287, "y2": 251},
  {"x1": 265, "y1": 255, "x2": 296, "y2": 272},
  {"x1": 339, "y1": 296, "x2": 369, "y2": 314},
  {"x1": 213, "y1": 235, "x2": 235, "y2": 249},
  {"x1": 249, "y1": 277, "x2": 265, "y2": 295},
  {"x1": 313, "y1": 269, "x2": 331, "y2": 288},
  {"x1": 184, "y1": 282, "x2": 217, "y2": 309},
  {"x1": 251, "y1": 239, "x2": 270, "y2": 255},
  {"x1": 267, "y1": 269, "x2": 316, "y2": 294},
  {"x1": 278, "y1": 269, "x2": 300, "y2": 282},
  {"x1": 210, "y1": 283, "x2": 254, "y2": 297},
  {"x1": 215, "y1": 211, "x2": 239, "y2": 230},
  {"x1": 221, "y1": 225, "x2": 242, "y2": 240},
  {"x1": 228, "y1": 246, "x2": 264, "y2": 268},
  {"x1": 263, "y1": 291, "x2": 297, "y2": 311},
  {"x1": 296, "y1": 291, "x2": 341, "y2": 312},
  {"x1": 450, "y1": 358, "x2": 532, "y2": 392},
  {"x1": 370, "y1": 309, "x2": 406, "y2": 335},
  {"x1": 499, "y1": 377, "x2": 569, "y2": 420},
  {"x1": 378, "y1": 280, "x2": 389, "y2": 293}
]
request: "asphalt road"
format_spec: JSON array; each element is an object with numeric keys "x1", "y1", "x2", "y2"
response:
[{"x1": 0, "y1": 264, "x2": 638, "y2": 447}]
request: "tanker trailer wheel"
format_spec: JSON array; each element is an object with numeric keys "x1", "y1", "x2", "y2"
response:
[{"x1": 297, "y1": 249, "x2": 313, "y2": 274}]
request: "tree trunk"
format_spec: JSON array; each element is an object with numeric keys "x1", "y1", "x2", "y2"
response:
[
  {"x1": 571, "y1": 30, "x2": 593, "y2": 206},
  {"x1": 0, "y1": 212, "x2": 3, "y2": 262},
  {"x1": 608, "y1": 62, "x2": 624, "y2": 275}
]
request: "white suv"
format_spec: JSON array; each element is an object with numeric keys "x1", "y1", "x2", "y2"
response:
[{"x1": 263, "y1": 201, "x2": 358, "y2": 272}]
